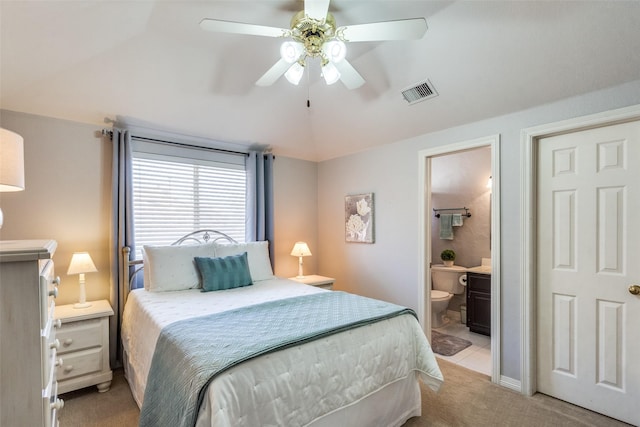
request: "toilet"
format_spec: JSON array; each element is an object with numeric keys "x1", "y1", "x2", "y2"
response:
[{"x1": 431, "y1": 264, "x2": 467, "y2": 328}]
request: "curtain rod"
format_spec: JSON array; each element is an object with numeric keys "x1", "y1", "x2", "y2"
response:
[{"x1": 101, "y1": 128, "x2": 274, "y2": 158}]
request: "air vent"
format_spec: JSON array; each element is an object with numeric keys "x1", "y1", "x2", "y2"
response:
[{"x1": 401, "y1": 79, "x2": 438, "y2": 105}]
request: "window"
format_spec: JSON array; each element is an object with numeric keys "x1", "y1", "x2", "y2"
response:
[{"x1": 131, "y1": 138, "x2": 246, "y2": 258}]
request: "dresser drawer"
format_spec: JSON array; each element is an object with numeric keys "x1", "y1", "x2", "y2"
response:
[
  {"x1": 45, "y1": 381, "x2": 63, "y2": 427},
  {"x1": 39, "y1": 260, "x2": 58, "y2": 331},
  {"x1": 57, "y1": 319, "x2": 102, "y2": 354},
  {"x1": 56, "y1": 347, "x2": 103, "y2": 381}
]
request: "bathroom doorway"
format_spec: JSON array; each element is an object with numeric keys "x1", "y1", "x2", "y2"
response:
[{"x1": 418, "y1": 135, "x2": 500, "y2": 384}]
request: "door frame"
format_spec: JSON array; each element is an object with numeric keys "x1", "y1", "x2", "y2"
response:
[
  {"x1": 520, "y1": 103, "x2": 640, "y2": 396},
  {"x1": 418, "y1": 134, "x2": 501, "y2": 385}
]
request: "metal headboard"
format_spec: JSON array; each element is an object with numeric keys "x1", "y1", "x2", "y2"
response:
[{"x1": 121, "y1": 229, "x2": 237, "y2": 304}]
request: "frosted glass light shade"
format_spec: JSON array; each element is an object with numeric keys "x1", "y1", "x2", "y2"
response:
[
  {"x1": 284, "y1": 62, "x2": 305, "y2": 85},
  {"x1": 322, "y1": 62, "x2": 340, "y2": 85},
  {"x1": 67, "y1": 252, "x2": 98, "y2": 275},
  {"x1": 323, "y1": 40, "x2": 346, "y2": 63},
  {"x1": 0, "y1": 128, "x2": 25, "y2": 192},
  {"x1": 280, "y1": 41, "x2": 303, "y2": 63}
]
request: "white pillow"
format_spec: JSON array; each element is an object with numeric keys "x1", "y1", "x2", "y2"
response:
[
  {"x1": 143, "y1": 243, "x2": 217, "y2": 292},
  {"x1": 214, "y1": 241, "x2": 275, "y2": 282}
]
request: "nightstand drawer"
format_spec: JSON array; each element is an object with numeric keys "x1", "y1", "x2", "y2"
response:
[
  {"x1": 56, "y1": 347, "x2": 103, "y2": 381},
  {"x1": 57, "y1": 319, "x2": 102, "y2": 354}
]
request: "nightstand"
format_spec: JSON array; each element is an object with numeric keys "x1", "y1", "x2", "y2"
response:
[
  {"x1": 289, "y1": 275, "x2": 335, "y2": 290},
  {"x1": 54, "y1": 299, "x2": 114, "y2": 394}
]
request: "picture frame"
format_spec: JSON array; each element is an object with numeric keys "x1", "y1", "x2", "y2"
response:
[{"x1": 345, "y1": 193, "x2": 374, "y2": 243}]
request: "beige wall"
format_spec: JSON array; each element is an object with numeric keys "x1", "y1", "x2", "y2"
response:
[
  {"x1": 0, "y1": 111, "x2": 111, "y2": 306},
  {"x1": 272, "y1": 156, "x2": 318, "y2": 278},
  {"x1": 0, "y1": 110, "x2": 318, "y2": 305}
]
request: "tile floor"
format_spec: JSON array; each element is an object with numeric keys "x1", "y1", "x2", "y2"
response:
[{"x1": 433, "y1": 319, "x2": 492, "y2": 376}]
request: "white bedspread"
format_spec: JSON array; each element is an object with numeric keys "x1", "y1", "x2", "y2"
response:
[{"x1": 121, "y1": 278, "x2": 443, "y2": 426}]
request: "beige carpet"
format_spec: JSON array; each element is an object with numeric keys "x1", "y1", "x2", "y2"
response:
[{"x1": 59, "y1": 360, "x2": 630, "y2": 427}]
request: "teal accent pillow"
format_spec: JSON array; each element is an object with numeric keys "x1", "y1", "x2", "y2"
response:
[{"x1": 194, "y1": 253, "x2": 253, "y2": 292}]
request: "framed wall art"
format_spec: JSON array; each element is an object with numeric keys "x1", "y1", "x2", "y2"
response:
[{"x1": 345, "y1": 193, "x2": 374, "y2": 243}]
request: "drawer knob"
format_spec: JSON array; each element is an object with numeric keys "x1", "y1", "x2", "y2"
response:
[
  {"x1": 63, "y1": 365, "x2": 74, "y2": 374},
  {"x1": 62, "y1": 338, "x2": 73, "y2": 347},
  {"x1": 48, "y1": 287, "x2": 59, "y2": 298},
  {"x1": 51, "y1": 398, "x2": 64, "y2": 411},
  {"x1": 52, "y1": 276, "x2": 61, "y2": 286},
  {"x1": 55, "y1": 358, "x2": 63, "y2": 368},
  {"x1": 54, "y1": 319, "x2": 62, "y2": 329},
  {"x1": 49, "y1": 339, "x2": 60, "y2": 350}
]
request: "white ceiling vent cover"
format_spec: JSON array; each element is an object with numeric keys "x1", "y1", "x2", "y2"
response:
[{"x1": 401, "y1": 79, "x2": 438, "y2": 105}]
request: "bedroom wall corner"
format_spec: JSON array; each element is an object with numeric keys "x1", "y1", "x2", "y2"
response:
[
  {"x1": 0, "y1": 110, "x2": 112, "y2": 306},
  {"x1": 272, "y1": 156, "x2": 318, "y2": 279}
]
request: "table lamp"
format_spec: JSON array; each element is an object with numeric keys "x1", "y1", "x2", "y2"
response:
[
  {"x1": 0, "y1": 128, "x2": 25, "y2": 229},
  {"x1": 290, "y1": 241, "x2": 312, "y2": 278},
  {"x1": 67, "y1": 252, "x2": 98, "y2": 309}
]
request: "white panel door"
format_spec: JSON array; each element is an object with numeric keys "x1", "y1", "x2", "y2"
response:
[{"x1": 537, "y1": 120, "x2": 640, "y2": 425}]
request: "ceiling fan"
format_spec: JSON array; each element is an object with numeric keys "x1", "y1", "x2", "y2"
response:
[{"x1": 200, "y1": 0, "x2": 427, "y2": 89}]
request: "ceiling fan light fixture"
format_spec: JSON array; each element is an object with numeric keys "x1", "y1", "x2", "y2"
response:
[
  {"x1": 322, "y1": 61, "x2": 340, "y2": 85},
  {"x1": 284, "y1": 62, "x2": 305, "y2": 85},
  {"x1": 323, "y1": 40, "x2": 346, "y2": 63},
  {"x1": 201, "y1": 3, "x2": 429, "y2": 90},
  {"x1": 280, "y1": 41, "x2": 303, "y2": 63}
]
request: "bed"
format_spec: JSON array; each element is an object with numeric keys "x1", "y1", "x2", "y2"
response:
[{"x1": 120, "y1": 230, "x2": 443, "y2": 427}]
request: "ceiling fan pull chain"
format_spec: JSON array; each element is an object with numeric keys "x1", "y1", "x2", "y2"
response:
[{"x1": 307, "y1": 69, "x2": 311, "y2": 108}]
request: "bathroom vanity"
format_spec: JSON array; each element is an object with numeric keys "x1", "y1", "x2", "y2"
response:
[{"x1": 466, "y1": 271, "x2": 491, "y2": 336}]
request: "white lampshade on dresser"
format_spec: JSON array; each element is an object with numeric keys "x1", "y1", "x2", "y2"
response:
[
  {"x1": 67, "y1": 252, "x2": 98, "y2": 309},
  {"x1": 0, "y1": 128, "x2": 26, "y2": 228}
]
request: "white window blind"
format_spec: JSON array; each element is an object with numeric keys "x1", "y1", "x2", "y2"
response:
[{"x1": 131, "y1": 138, "x2": 246, "y2": 258}]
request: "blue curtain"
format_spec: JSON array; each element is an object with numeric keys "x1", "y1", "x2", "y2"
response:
[
  {"x1": 109, "y1": 128, "x2": 135, "y2": 367},
  {"x1": 245, "y1": 151, "x2": 275, "y2": 266}
]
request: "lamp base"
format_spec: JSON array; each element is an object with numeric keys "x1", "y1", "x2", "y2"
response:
[{"x1": 73, "y1": 302, "x2": 92, "y2": 309}]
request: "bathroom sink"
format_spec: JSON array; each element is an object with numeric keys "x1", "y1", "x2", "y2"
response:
[
  {"x1": 467, "y1": 258, "x2": 492, "y2": 274},
  {"x1": 467, "y1": 265, "x2": 491, "y2": 274}
]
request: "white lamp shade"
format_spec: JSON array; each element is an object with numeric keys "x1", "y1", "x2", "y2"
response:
[
  {"x1": 0, "y1": 128, "x2": 25, "y2": 192},
  {"x1": 290, "y1": 242, "x2": 312, "y2": 257},
  {"x1": 67, "y1": 252, "x2": 98, "y2": 275}
]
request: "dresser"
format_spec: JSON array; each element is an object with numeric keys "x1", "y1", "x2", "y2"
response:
[
  {"x1": 0, "y1": 240, "x2": 63, "y2": 427},
  {"x1": 55, "y1": 300, "x2": 113, "y2": 394}
]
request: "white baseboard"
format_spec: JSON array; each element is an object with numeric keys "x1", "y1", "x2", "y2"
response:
[{"x1": 499, "y1": 375, "x2": 521, "y2": 392}]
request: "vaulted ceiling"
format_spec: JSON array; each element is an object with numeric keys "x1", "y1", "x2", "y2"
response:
[{"x1": 2, "y1": 1, "x2": 640, "y2": 161}]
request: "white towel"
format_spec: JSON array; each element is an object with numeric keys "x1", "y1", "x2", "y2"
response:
[{"x1": 452, "y1": 214, "x2": 463, "y2": 227}]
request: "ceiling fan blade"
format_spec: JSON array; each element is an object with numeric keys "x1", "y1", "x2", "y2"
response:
[
  {"x1": 334, "y1": 59, "x2": 365, "y2": 90},
  {"x1": 200, "y1": 19, "x2": 288, "y2": 38},
  {"x1": 338, "y1": 18, "x2": 427, "y2": 42},
  {"x1": 256, "y1": 58, "x2": 292, "y2": 86},
  {"x1": 305, "y1": 0, "x2": 330, "y2": 21}
]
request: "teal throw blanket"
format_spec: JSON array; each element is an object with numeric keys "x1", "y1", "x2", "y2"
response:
[{"x1": 139, "y1": 291, "x2": 415, "y2": 427}]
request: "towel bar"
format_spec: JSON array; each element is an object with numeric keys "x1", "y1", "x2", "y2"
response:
[{"x1": 433, "y1": 207, "x2": 471, "y2": 218}]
